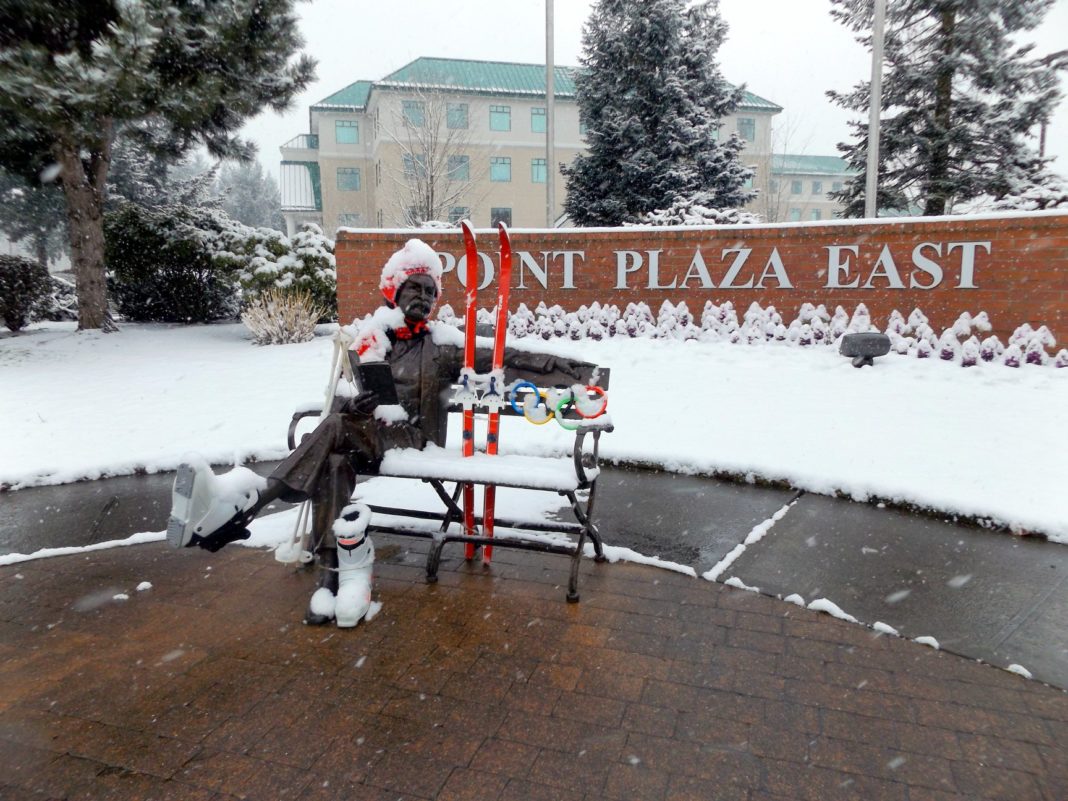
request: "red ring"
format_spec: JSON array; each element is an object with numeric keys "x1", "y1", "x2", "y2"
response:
[{"x1": 575, "y1": 385, "x2": 608, "y2": 418}]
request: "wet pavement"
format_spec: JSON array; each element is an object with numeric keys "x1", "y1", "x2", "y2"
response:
[
  {"x1": 1, "y1": 464, "x2": 1066, "y2": 689},
  {"x1": 1, "y1": 532, "x2": 1066, "y2": 801}
]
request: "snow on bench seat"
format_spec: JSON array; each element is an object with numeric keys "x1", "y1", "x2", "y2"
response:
[{"x1": 379, "y1": 444, "x2": 595, "y2": 492}]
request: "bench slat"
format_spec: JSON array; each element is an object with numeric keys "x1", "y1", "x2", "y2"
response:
[{"x1": 379, "y1": 445, "x2": 595, "y2": 492}]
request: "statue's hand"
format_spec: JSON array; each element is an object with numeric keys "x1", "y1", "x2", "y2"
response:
[
  {"x1": 553, "y1": 358, "x2": 586, "y2": 380},
  {"x1": 344, "y1": 391, "x2": 379, "y2": 416}
]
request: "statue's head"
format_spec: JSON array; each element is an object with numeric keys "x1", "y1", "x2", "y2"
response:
[
  {"x1": 379, "y1": 239, "x2": 443, "y2": 318},
  {"x1": 394, "y1": 273, "x2": 439, "y2": 322}
]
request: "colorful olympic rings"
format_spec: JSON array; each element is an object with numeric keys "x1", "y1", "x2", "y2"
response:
[{"x1": 509, "y1": 382, "x2": 608, "y2": 426}]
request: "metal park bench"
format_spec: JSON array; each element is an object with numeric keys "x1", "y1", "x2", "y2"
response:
[{"x1": 286, "y1": 366, "x2": 613, "y2": 602}]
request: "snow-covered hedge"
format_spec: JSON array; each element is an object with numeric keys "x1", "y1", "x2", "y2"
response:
[
  {"x1": 105, "y1": 202, "x2": 241, "y2": 323},
  {"x1": 0, "y1": 255, "x2": 51, "y2": 332},
  {"x1": 105, "y1": 200, "x2": 337, "y2": 324},
  {"x1": 435, "y1": 300, "x2": 1066, "y2": 369}
]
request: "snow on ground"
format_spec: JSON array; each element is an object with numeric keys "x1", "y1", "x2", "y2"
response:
[{"x1": 2, "y1": 320, "x2": 1067, "y2": 543}]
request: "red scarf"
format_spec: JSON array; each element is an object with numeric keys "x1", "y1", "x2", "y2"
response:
[{"x1": 393, "y1": 319, "x2": 429, "y2": 340}]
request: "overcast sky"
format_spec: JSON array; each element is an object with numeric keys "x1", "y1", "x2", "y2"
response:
[{"x1": 243, "y1": 0, "x2": 1068, "y2": 181}]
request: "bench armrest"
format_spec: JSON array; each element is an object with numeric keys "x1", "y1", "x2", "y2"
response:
[
  {"x1": 288, "y1": 408, "x2": 322, "y2": 450},
  {"x1": 572, "y1": 417, "x2": 614, "y2": 488}
]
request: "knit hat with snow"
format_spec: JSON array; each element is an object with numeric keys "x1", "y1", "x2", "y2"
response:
[{"x1": 379, "y1": 239, "x2": 443, "y2": 307}]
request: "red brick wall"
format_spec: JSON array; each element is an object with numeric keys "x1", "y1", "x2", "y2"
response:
[{"x1": 336, "y1": 212, "x2": 1068, "y2": 340}]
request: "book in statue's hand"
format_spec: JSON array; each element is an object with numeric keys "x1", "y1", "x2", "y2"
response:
[{"x1": 348, "y1": 355, "x2": 399, "y2": 406}]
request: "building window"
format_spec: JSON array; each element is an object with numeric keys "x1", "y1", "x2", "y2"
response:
[
  {"x1": 337, "y1": 212, "x2": 361, "y2": 227},
  {"x1": 832, "y1": 181, "x2": 843, "y2": 192},
  {"x1": 375, "y1": 161, "x2": 381, "y2": 186},
  {"x1": 403, "y1": 153, "x2": 427, "y2": 178},
  {"x1": 490, "y1": 156, "x2": 511, "y2": 182},
  {"x1": 812, "y1": 180, "x2": 823, "y2": 195},
  {"x1": 579, "y1": 116, "x2": 588, "y2": 136},
  {"x1": 791, "y1": 180, "x2": 803, "y2": 195},
  {"x1": 448, "y1": 155, "x2": 470, "y2": 181},
  {"x1": 337, "y1": 167, "x2": 360, "y2": 191},
  {"x1": 744, "y1": 171, "x2": 755, "y2": 189},
  {"x1": 490, "y1": 207, "x2": 512, "y2": 227},
  {"x1": 531, "y1": 107, "x2": 546, "y2": 133},
  {"x1": 447, "y1": 102, "x2": 468, "y2": 129},
  {"x1": 770, "y1": 179, "x2": 779, "y2": 193},
  {"x1": 789, "y1": 208, "x2": 802, "y2": 221},
  {"x1": 490, "y1": 105, "x2": 511, "y2": 131},
  {"x1": 738, "y1": 118, "x2": 755, "y2": 142},
  {"x1": 531, "y1": 158, "x2": 547, "y2": 183},
  {"x1": 448, "y1": 206, "x2": 469, "y2": 224},
  {"x1": 335, "y1": 120, "x2": 358, "y2": 145},
  {"x1": 811, "y1": 209, "x2": 822, "y2": 220},
  {"x1": 402, "y1": 100, "x2": 425, "y2": 127}
]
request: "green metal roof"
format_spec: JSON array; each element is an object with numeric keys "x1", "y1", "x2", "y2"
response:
[
  {"x1": 738, "y1": 89, "x2": 782, "y2": 112},
  {"x1": 313, "y1": 57, "x2": 780, "y2": 111},
  {"x1": 311, "y1": 80, "x2": 373, "y2": 111},
  {"x1": 773, "y1": 154, "x2": 855, "y2": 175},
  {"x1": 378, "y1": 57, "x2": 578, "y2": 98}
]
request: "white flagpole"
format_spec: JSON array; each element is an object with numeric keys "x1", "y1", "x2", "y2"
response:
[
  {"x1": 865, "y1": 0, "x2": 887, "y2": 218},
  {"x1": 546, "y1": 0, "x2": 556, "y2": 227}
]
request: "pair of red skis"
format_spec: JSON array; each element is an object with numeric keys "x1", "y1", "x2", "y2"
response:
[{"x1": 459, "y1": 220, "x2": 513, "y2": 564}]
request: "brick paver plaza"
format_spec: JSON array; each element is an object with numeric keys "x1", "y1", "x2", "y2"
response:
[{"x1": 1, "y1": 539, "x2": 1065, "y2": 800}]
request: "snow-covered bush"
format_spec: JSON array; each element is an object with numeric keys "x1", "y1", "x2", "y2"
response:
[
  {"x1": 993, "y1": 173, "x2": 1068, "y2": 211},
  {"x1": 241, "y1": 287, "x2": 326, "y2": 345},
  {"x1": 634, "y1": 192, "x2": 761, "y2": 226},
  {"x1": 0, "y1": 255, "x2": 51, "y2": 332},
  {"x1": 211, "y1": 222, "x2": 337, "y2": 322},
  {"x1": 34, "y1": 273, "x2": 79, "y2": 322}
]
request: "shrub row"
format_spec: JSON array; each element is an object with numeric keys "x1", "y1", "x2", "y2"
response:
[{"x1": 432, "y1": 300, "x2": 1068, "y2": 369}]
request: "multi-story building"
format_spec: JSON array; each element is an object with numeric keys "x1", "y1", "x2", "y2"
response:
[
  {"x1": 280, "y1": 57, "x2": 847, "y2": 234},
  {"x1": 760, "y1": 154, "x2": 858, "y2": 223}
]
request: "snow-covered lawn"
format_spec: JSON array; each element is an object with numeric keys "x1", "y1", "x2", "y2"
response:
[{"x1": 2, "y1": 321, "x2": 1066, "y2": 543}]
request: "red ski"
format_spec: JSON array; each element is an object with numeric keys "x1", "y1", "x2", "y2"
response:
[
  {"x1": 459, "y1": 221, "x2": 479, "y2": 555},
  {"x1": 481, "y1": 222, "x2": 515, "y2": 564}
]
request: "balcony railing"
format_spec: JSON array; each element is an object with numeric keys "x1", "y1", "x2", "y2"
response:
[{"x1": 282, "y1": 134, "x2": 319, "y2": 150}]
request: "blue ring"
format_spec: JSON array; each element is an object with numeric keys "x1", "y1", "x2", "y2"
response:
[{"x1": 509, "y1": 380, "x2": 541, "y2": 414}]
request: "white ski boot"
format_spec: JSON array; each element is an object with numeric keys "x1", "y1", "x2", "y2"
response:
[
  {"x1": 167, "y1": 458, "x2": 264, "y2": 549},
  {"x1": 333, "y1": 504, "x2": 375, "y2": 628}
]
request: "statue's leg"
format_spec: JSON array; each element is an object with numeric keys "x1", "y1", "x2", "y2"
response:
[{"x1": 304, "y1": 452, "x2": 357, "y2": 626}]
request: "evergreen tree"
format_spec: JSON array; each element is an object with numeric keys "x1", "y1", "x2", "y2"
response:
[
  {"x1": 216, "y1": 160, "x2": 285, "y2": 231},
  {"x1": 678, "y1": 1, "x2": 755, "y2": 210},
  {"x1": 0, "y1": 0, "x2": 315, "y2": 330},
  {"x1": 563, "y1": 0, "x2": 753, "y2": 226},
  {"x1": 828, "y1": 0, "x2": 1065, "y2": 217}
]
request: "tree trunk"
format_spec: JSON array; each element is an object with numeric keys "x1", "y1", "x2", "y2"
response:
[
  {"x1": 924, "y1": 9, "x2": 955, "y2": 216},
  {"x1": 55, "y1": 125, "x2": 115, "y2": 332},
  {"x1": 33, "y1": 233, "x2": 48, "y2": 270}
]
